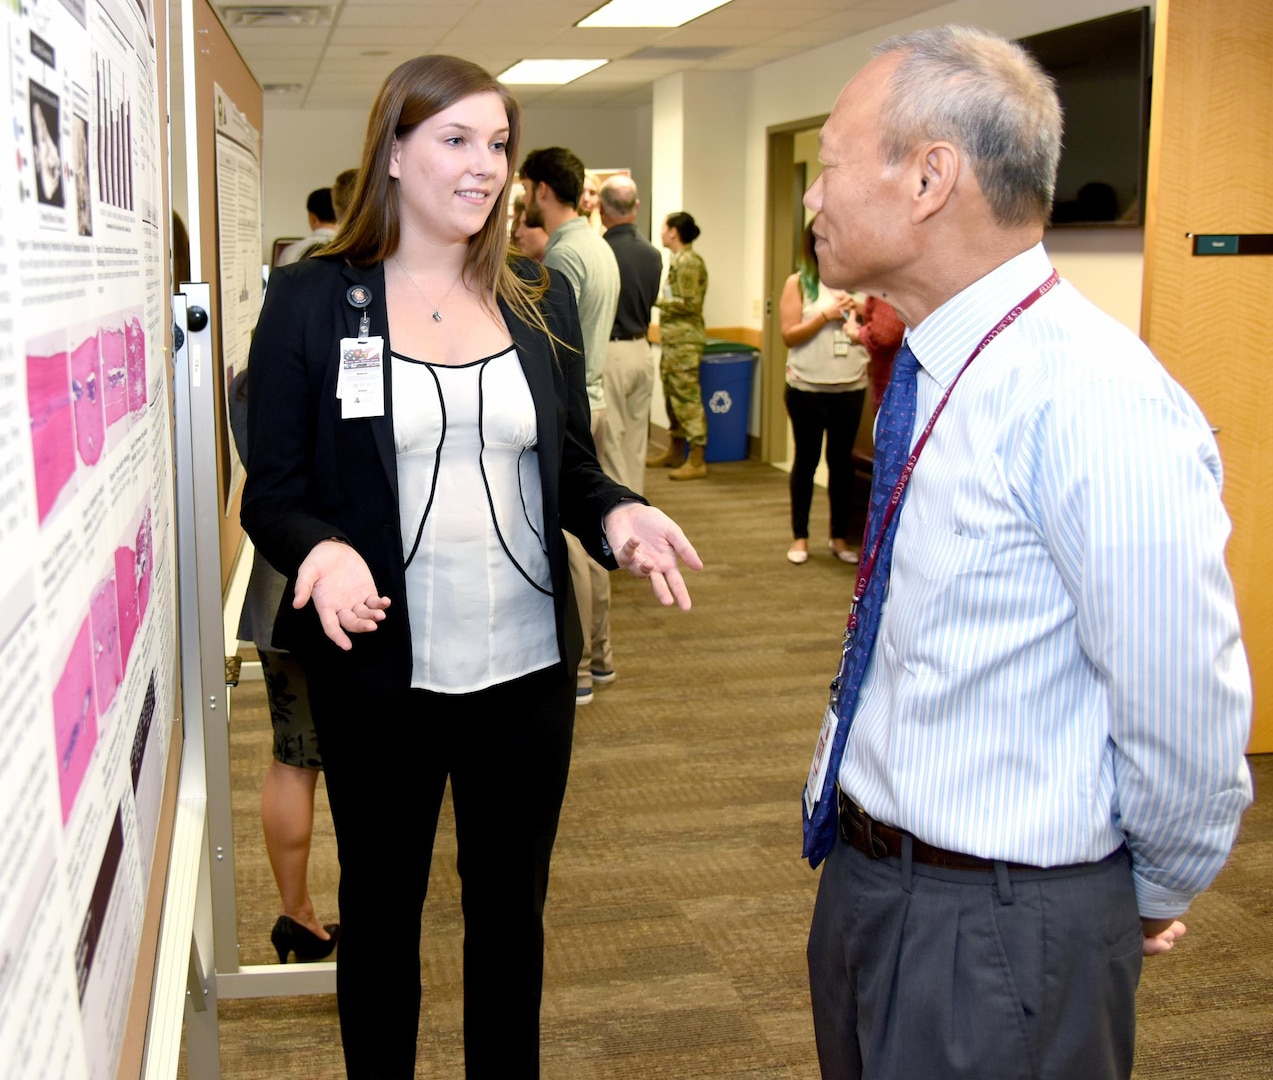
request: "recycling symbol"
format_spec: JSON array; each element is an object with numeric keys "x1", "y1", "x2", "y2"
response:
[{"x1": 708, "y1": 389, "x2": 732, "y2": 414}]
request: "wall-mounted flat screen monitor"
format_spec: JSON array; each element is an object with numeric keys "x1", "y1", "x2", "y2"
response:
[{"x1": 1018, "y1": 7, "x2": 1151, "y2": 228}]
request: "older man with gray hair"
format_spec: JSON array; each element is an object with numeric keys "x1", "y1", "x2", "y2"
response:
[
  {"x1": 801, "y1": 25, "x2": 1251, "y2": 1080},
  {"x1": 599, "y1": 174, "x2": 662, "y2": 492}
]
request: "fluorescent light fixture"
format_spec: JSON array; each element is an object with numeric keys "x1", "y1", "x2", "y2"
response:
[
  {"x1": 577, "y1": 0, "x2": 732, "y2": 28},
  {"x1": 497, "y1": 58, "x2": 608, "y2": 85}
]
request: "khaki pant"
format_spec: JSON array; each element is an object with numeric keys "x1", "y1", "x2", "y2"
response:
[
  {"x1": 600, "y1": 338, "x2": 655, "y2": 494},
  {"x1": 566, "y1": 405, "x2": 613, "y2": 690}
]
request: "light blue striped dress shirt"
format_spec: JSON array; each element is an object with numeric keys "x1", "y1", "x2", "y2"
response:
[{"x1": 838, "y1": 244, "x2": 1252, "y2": 918}]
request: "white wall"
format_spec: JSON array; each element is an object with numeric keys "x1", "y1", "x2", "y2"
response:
[
  {"x1": 651, "y1": 74, "x2": 685, "y2": 233},
  {"x1": 681, "y1": 72, "x2": 749, "y2": 330},
  {"x1": 261, "y1": 106, "x2": 367, "y2": 261},
  {"x1": 260, "y1": 101, "x2": 655, "y2": 263},
  {"x1": 737, "y1": 0, "x2": 1156, "y2": 334},
  {"x1": 519, "y1": 104, "x2": 654, "y2": 235}
]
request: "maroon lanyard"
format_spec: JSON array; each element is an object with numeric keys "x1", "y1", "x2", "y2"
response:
[{"x1": 846, "y1": 270, "x2": 1060, "y2": 635}]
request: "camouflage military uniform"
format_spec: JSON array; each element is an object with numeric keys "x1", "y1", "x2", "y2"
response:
[{"x1": 655, "y1": 246, "x2": 709, "y2": 447}]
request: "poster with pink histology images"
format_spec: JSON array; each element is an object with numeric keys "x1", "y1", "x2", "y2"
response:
[
  {"x1": 25, "y1": 308, "x2": 148, "y2": 526},
  {"x1": 0, "y1": 0, "x2": 177, "y2": 1076}
]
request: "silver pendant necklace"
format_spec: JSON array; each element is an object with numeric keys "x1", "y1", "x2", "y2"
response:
[{"x1": 394, "y1": 257, "x2": 464, "y2": 323}]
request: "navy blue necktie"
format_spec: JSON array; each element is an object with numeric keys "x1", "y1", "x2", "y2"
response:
[{"x1": 803, "y1": 341, "x2": 920, "y2": 867}]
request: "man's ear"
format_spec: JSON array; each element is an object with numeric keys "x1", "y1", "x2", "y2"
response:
[
  {"x1": 388, "y1": 137, "x2": 401, "y2": 180},
  {"x1": 911, "y1": 141, "x2": 959, "y2": 224}
]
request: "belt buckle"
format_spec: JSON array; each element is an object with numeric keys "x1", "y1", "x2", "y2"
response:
[{"x1": 860, "y1": 814, "x2": 889, "y2": 859}]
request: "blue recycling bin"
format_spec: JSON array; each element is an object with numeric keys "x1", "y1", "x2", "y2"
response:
[{"x1": 699, "y1": 341, "x2": 758, "y2": 462}]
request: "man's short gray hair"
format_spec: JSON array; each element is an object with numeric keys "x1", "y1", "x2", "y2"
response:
[
  {"x1": 873, "y1": 25, "x2": 1062, "y2": 227},
  {"x1": 599, "y1": 174, "x2": 638, "y2": 217}
]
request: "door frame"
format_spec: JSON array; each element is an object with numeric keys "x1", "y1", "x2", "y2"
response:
[{"x1": 761, "y1": 115, "x2": 827, "y2": 463}]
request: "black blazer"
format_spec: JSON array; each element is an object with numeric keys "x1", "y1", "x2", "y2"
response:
[{"x1": 241, "y1": 254, "x2": 641, "y2": 688}]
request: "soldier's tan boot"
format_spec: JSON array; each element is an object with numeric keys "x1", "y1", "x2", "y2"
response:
[
  {"x1": 646, "y1": 435, "x2": 686, "y2": 468},
  {"x1": 668, "y1": 444, "x2": 708, "y2": 481}
]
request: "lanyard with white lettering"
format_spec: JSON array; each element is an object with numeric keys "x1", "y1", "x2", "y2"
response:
[{"x1": 832, "y1": 270, "x2": 1060, "y2": 696}]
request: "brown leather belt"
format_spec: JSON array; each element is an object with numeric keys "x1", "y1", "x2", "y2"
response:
[{"x1": 837, "y1": 789, "x2": 1044, "y2": 873}]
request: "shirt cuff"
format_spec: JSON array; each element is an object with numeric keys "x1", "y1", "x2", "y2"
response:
[{"x1": 1132, "y1": 871, "x2": 1195, "y2": 920}]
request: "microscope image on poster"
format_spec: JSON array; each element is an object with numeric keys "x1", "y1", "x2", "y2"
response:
[
  {"x1": 114, "y1": 506, "x2": 152, "y2": 672},
  {"x1": 73, "y1": 113, "x2": 93, "y2": 237},
  {"x1": 53, "y1": 618, "x2": 99, "y2": 825},
  {"x1": 101, "y1": 309, "x2": 147, "y2": 430},
  {"x1": 28, "y1": 310, "x2": 150, "y2": 526},
  {"x1": 90, "y1": 574, "x2": 123, "y2": 718},
  {"x1": 27, "y1": 334, "x2": 77, "y2": 525},
  {"x1": 71, "y1": 330, "x2": 105, "y2": 468},
  {"x1": 29, "y1": 79, "x2": 65, "y2": 209},
  {"x1": 52, "y1": 504, "x2": 153, "y2": 826}
]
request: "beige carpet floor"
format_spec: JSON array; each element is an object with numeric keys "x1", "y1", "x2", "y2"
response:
[{"x1": 184, "y1": 457, "x2": 1271, "y2": 1079}]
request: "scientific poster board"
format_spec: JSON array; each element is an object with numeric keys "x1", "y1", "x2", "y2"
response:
[
  {"x1": 212, "y1": 82, "x2": 261, "y2": 511},
  {"x1": 0, "y1": 0, "x2": 176, "y2": 1077},
  {"x1": 187, "y1": 0, "x2": 260, "y2": 589}
]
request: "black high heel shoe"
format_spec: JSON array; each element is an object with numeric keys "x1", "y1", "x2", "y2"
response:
[{"x1": 271, "y1": 915, "x2": 340, "y2": 963}]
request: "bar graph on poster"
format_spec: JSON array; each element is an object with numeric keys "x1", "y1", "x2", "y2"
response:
[{"x1": 0, "y1": 0, "x2": 174, "y2": 1077}]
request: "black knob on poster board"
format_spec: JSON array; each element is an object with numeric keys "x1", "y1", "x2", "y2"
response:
[{"x1": 187, "y1": 306, "x2": 209, "y2": 331}]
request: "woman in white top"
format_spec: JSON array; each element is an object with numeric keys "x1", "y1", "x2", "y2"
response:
[
  {"x1": 242, "y1": 55, "x2": 701, "y2": 1079},
  {"x1": 780, "y1": 218, "x2": 869, "y2": 565}
]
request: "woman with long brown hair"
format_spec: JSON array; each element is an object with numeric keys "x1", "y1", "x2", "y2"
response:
[{"x1": 242, "y1": 55, "x2": 700, "y2": 1078}]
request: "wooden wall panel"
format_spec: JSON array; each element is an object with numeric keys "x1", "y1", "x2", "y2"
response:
[{"x1": 1141, "y1": 0, "x2": 1273, "y2": 751}]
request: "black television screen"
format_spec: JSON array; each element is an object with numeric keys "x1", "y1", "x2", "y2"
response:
[{"x1": 1018, "y1": 7, "x2": 1151, "y2": 228}]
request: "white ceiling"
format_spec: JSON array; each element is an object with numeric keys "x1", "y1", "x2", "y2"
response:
[{"x1": 213, "y1": 0, "x2": 951, "y2": 111}]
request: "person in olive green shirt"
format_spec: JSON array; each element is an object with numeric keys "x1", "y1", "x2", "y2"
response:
[{"x1": 649, "y1": 212, "x2": 710, "y2": 480}]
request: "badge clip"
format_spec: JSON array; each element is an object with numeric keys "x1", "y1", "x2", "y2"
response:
[{"x1": 346, "y1": 285, "x2": 373, "y2": 343}]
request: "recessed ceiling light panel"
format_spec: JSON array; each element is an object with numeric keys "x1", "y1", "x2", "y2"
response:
[
  {"x1": 219, "y1": 5, "x2": 334, "y2": 29},
  {"x1": 577, "y1": 0, "x2": 732, "y2": 29},
  {"x1": 497, "y1": 59, "x2": 609, "y2": 85}
]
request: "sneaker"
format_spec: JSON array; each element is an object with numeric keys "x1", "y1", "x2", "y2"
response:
[
  {"x1": 591, "y1": 668, "x2": 617, "y2": 685},
  {"x1": 576, "y1": 686, "x2": 594, "y2": 705}
]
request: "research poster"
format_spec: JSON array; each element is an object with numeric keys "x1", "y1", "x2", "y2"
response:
[
  {"x1": 214, "y1": 81, "x2": 261, "y2": 510},
  {"x1": 0, "y1": 0, "x2": 174, "y2": 1077}
]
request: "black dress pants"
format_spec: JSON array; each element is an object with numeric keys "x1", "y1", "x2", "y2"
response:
[
  {"x1": 306, "y1": 661, "x2": 576, "y2": 1080},
  {"x1": 785, "y1": 385, "x2": 866, "y2": 540}
]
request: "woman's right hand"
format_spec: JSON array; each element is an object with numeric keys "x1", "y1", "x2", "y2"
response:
[
  {"x1": 293, "y1": 539, "x2": 392, "y2": 651},
  {"x1": 828, "y1": 291, "x2": 856, "y2": 320}
]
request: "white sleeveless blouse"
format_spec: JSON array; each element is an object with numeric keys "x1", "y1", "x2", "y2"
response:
[
  {"x1": 392, "y1": 346, "x2": 557, "y2": 693},
  {"x1": 785, "y1": 280, "x2": 869, "y2": 392}
]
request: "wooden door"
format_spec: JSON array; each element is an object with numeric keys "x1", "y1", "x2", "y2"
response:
[{"x1": 1141, "y1": 0, "x2": 1273, "y2": 751}]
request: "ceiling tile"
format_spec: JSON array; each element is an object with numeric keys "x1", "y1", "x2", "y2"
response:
[
  {"x1": 333, "y1": 4, "x2": 470, "y2": 29},
  {"x1": 690, "y1": 6, "x2": 841, "y2": 30},
  {"x1": 221, "y1": 26, "x2": 331, "y2": 47},
  {"x1": 213, "y1": 0, "x2": 957, "y2": 111}
]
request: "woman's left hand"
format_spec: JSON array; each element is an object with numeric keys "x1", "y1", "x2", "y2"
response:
[{"x1": 604, "y1": 502, "x2": 703, "y2": 611}]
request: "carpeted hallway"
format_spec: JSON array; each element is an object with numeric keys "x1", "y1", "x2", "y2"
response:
[{"x1": 190, "y1": 457, "x2": 1271, "y2": 1079}]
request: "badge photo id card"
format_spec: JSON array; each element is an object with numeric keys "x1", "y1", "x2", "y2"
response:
[
  {"x1": 338, "y1": 336, "x2": 385, "y2": 418},
  {"x1": 803, "y1": 702, "x2": 839, "y2": 817}
]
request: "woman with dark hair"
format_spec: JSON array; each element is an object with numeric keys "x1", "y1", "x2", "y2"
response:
[
  {"x1": 649, "y1": 211, "x2": 710, "y2": 480},
  {"x1": 779, "y1": 218, "x2": 868, "y2": 565},
  {"x1": 242, "y1": 54, "x2": 700, "y2": 1079}
]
